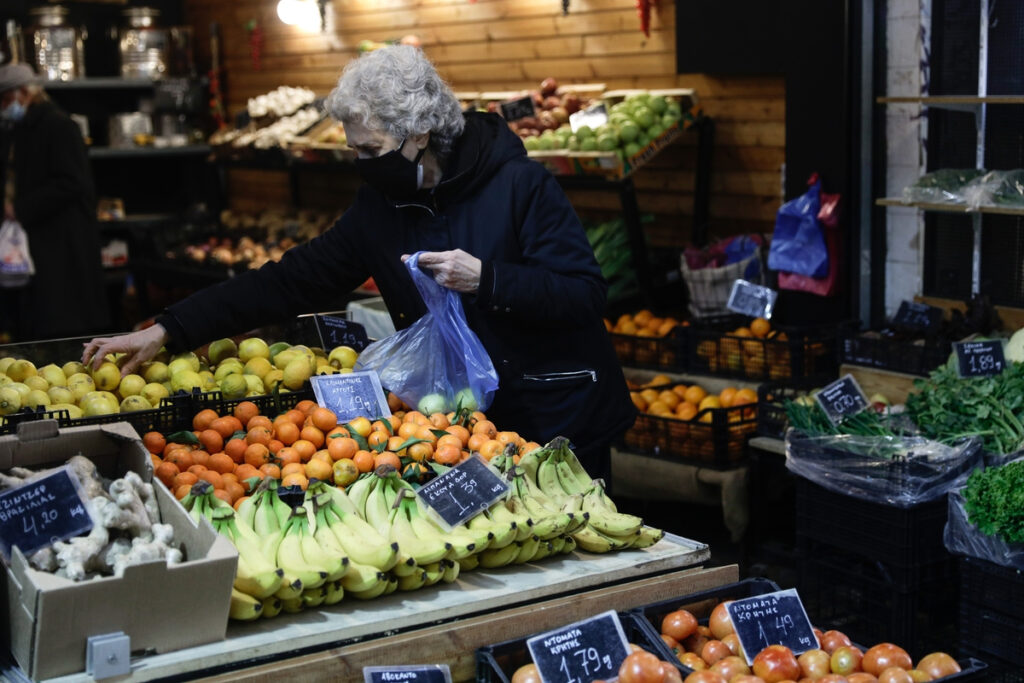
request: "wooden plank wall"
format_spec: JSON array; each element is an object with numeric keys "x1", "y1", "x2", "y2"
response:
[{"x1": 185, "y1": 0, "x2": 784, "y2": 247}]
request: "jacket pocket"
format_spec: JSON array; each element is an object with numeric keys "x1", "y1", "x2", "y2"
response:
[{"x1": 521, "y1": 369, "x2": 597, "y2": 384}]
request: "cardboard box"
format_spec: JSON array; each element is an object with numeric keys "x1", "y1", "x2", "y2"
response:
[{"x1": 0, "y1": 421, "x2": 237, "y2": 680}]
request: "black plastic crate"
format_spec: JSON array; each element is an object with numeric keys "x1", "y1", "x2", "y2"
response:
[
  {"x1": 610, "y1": 325, "x2": 687, "y2": 371},
  {"x1": 620, "y1": 382, "x2": 758, "y2": 469},
  {"x1": 958, "y1": 555, "x2": 1024, "y2": 622},
  {"x1": 958, "y1": 556, "x2": 1024, "y2": 670},
  {"x1": 756, "y1": 382, "x2": 815, "y2": 439},
  {"x1": 475, "y1": 612, "x2": 680, "y2": 683},
  {"x1": 954, "y1": 651, "x2": 1020, "y2": 683},
  {"x1": 840, "y1": 331, "x2": 952, "y2": 377},
  {"x1": 797, "y1": 536, "x2": 957, "y2": 656},
  {"x1": 162, "y1": 387, "x2": 317, "y2": 427},
  {"x1": 682, "y1": 315, "x2": 849, "y2": 382},
  {"x1": 795, "y1": 477, "x2": 953, "y2": 569},
  {"x1": 959, "y1": 609, "x2": 1024, "y2": 669}
]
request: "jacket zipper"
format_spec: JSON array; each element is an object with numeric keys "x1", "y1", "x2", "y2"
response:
[{"x1": 522, "y1": 369, "x2": 597, "y2": 382}]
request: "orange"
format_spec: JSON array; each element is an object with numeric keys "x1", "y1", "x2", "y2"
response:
[
  {"x1": 276, "y1": 447, "x2": 301, "y2": 466},
  {"x1": 407, "y1": 441, "x2": 433, "y2": 462},
  {"x1": 327, "y1": 436, "x2": 358, "y2": 462},
  {"x1": 274, "y1": 421, "x2": 300, "y2": 446},
  {"x1": 150, "y1": 454, "x2": 162, "y2": 469},
  {"x1": 187, "y1": 464, "x2": 207, "y2": 477},
  {"x1": 603, "y1": 318, "x2": 613, "y2": 332},
  {"x1": 233, "y1": 401, "x2": 260, "y2": 428},
  {"x1": 295, "y1": 399, "x2": 317, "y2": 415},
  {"x1": 657, "y1": 390, "x2": 681, "y2": 410},
  {"x1": 646, "y1": 316, "x2": 665, "y2": 332},
  {"x1": 199, "y1": 429, "x2": 224, "y2": 454},
  {"x1": 224, "y1": 438, "x2": 248, "y2": 464},
  {"x1": 630, "y1": 393, "x2": 647, "y2": 411},
  {"x1": 267, "y1": 439, "x2": 284, "y2": 455},
  {"x1": 519, "y1": 441, "x2": 541, "y2": 455},
  {"x1": 332, "y1": 458, "x2": 359, "y2": 487},
  {"x1": 155, "y1": 462, "x2": 179, "y2": 488},
  {"x1": 352, "y1": 450, "x2": 375, "y2": 473},
  {"x1": 304, "y1": 458, "x2": 333, "y2": 482},
  {"x1": 675, "y1": 401, "x2": 698, "y2": 421},
  {"x1": 209, "y1": 417, "x2": 237, "y2": 440},
  {"x1": 190, "y1": 449, "x2": 211, "y2": 468},
  {"x1": 208, "y1": 452, "x2": 236, "y2": 475},
  {"x1": 433, "y1": 444, "x2": 462, "y2": 465},
  {"x1": 292, "y1": 439, "x2": 316, "y2": 462},
  {"x1": 244, "y1": 442, "x2": 272, "y2": 468},
  {"x1": 373, "y1": 451, "x2": 401, "y2": 471},
  {"x1": 258, "y1": 463, "x2": 281, "y2": 479},
  {"x1": 220, "y1": 472, "x2": 239, "y2": 486},
  {"x1": 222, "y1": 415, "x2": 243, "y2": 434},
  {"x1": 311, "y1": 407, "x2": 338, "y2": 432},
  {"x1": 300, "y1": 425, "x2": 325, "y2": 449},
  {"x1": 640, "y1": 388, "x2": 660, "y2": 405},
  {"x1": 143, "y1": 431, "x2": 166, "y2": 455},
  {"x1": 246, "y1": 426, "x2": 272, "y2": 446},
  {"x1": 428, "y1": 412, "x2": 450, "y2": 429},
  {"x1": 311, "y1": 449, "x2": 333, "y2": 465},
  {"x1": 371, "y1": 419, "x2": 393, "y2": 435},
  {"x1": 496, "y1": 431, "x2": 521, "y2": 447},
  {"x1": 174, "y1": 484, "x2": 192, "y2": 500},
  {"x1": 403, "y1": 410, "x2": 429, "y2": 426},
  {"x1": 633, "y1": 309, "x2": 654, "y2": 326},
  {"x1": 473, "y1": 420, "x2": 497, "y2": 438},
  {"x1": 467, "y1": 432, "x2": 489, "y2": 453},
  {"x1": 672, "y1": 384, "x2": 690, "y2": 399},
  {"x1": 233, "y1": 495, "x2": 250, "y2": 511},
  {"x1": 397, "y1": 422, "x2": 420, "y2": 439},
  {"x1": 387, "y1": 391, "x2": 404, "y2": 413},
  {"x1": 412, "y1": 425, "x2": 436, "y2": 444},
  {"x1": 683, "y1": 385, "x2": 708, "y2": 405},
  {"x1": 733, "y1": 327, "x2": 753, "y2": 338},
  {"x1": 224, "y1": 481, "x2": 246, "y2": 504},
  {"x1": 446, "y1": 424, "x2": 470, "y2": 447},
  {"x1": 436, "y1": 434, "x2": 463, "y2": 451},
  {"x1": 234, "y1": 464, "x2": 261, "y2": 490},
  {"x1": 477, "y1": 439, "x2": 503, "y2": 460},
  {"x1": 386, "y1": 435, "x2": 408, "y2": 455},
  {"x1": 750, "y1": 317, "x2": 771, "y2": 338},
  {"x1": 731, "y1": 388, "x2": 758, "y2": 406},
  {"x1": 212, "y1": 489, "x2": 232, "y2": 505},
  {"x1": 698, "y1": 395, "x2": 722, "y2": 411},
  {"x1": 281, "y1": 462, "x2": 305, "y2": 478},
  {"x1": 283, "y1": 408, "x2": 306, "y2": 429},
  {"x1": 164, "y1": 449, "x2": 194, "y2": 471},
  {"x1": 718, "y1": 387, "x2": 738, "y2": 408},
  {"x1": 618, "y1": 320, "x2": 638, "y2": 335},
  {"x1": 647, "y1": 400, "x2": 671, "y2": 415},
  {"x1": 657, "y1": 320, "x2": 678, "y2": 337},
  {"x1": 197, "y1": 469, "x2": 224, "y2": 490},
  {"x1": 326, "y1": 425, "x2": 350, "y2": 440},
  {"x1": 173, "y1": 471, "x2": 198, "y2": 489},
  {"x1": 192, "y1": 408, "x2": 219, "y2": 432},
  {"x1": 281, "y1": 472, "x2": 308, "y2": 490},
  {"x1": 248, "y1": 415, "x2": 273, "y2": 432},
  {"x1": 368, "y1": 430, "x2": 389, "y2": 448},
  {"x1": 385, "y1": 414, "x2": 403, "y2": 432}
]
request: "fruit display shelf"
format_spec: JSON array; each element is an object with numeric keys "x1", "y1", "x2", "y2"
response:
[{"x1": 29, "y1": 534, "x2": 712, "y2": 682}]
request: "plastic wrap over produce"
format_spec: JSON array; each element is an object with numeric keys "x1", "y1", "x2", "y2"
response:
[
  {"x1": 785, "y1": 430, "x2": 982, "y2": 507},
  {"x1": 354, "y1": 251, "x2": 499, "y2": 414},
  {"x1": 944, "y1": 489, "x2": 1024, "y2": 571},
  {"x1": 902, "y1": 168, "x2": 986, "y2": 204},
  {"x1": 962, "y1": 169, "x2": 1024, "y2": 210}
]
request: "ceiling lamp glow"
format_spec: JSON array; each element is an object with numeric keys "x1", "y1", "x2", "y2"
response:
[{"x1": 276, "y1": 0, "x2": 322, "y2": 31}]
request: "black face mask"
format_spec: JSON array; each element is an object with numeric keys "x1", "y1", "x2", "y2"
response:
[{"x1": 354, "y1": 137, "x2": 427, "y2": 201}]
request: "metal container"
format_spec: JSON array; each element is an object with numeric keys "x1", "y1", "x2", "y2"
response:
[
  {"x1": 28, "y1": 7, "x2": 85, "y2": 81},
  {"x1": 119, "y1": 8, "x2": 168, "y2": 79}
]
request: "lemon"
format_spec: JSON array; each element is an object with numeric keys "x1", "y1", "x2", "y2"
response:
[
  {"x1": 315, "y1": 355, "x2": 330, "y2": 368},
  {"x1": 171, "y1": 370, "x2": 203, "y2": 393},
  {"x1": 81, "y1": 395, "x2": 118, "y2": 416},
  {"x1": 239, "y1": 338, "x2": 270, "y2": 363},
  {"x1": 50, "y1": 402, "x2": 82, "y2": 419},
  {"x1": 167, "y1": 357, "x2": 193, "y2": 378},
  {"x1": 8, "y1": 382, "x2": 30, "y2": 402},
  {"x1": 7, "y1": 359, "x2": 37, "y2": 383},
  {"x1": 272, "y1": 348, "x2": 300, "y2": 370},
  {"x1": 243, "y1": 374, "x2": 265, "y2": 395},
  {"x1": 25, "y1": 390, "x2": 50, "y2": 409},
  {"x1": 62, "y1": 361, "x2": 86, "y2": 377},
  {"x1": 48, "y1": 386, "x2": 74, "y2": 404},
  {"x1": 214, "y1": 361, "x2": 243, "y2": 382},
  {"x1": 141, "y1": 382, "x2": 170, "y2": 406},
  {"x1": 172, "y1": 352, "x2": 201, "y2": 372},
  {"x1": 39, "y1": 364, "x2": 66, "y2": 387},
  {"x1": 0, "y1": 357, "x2": 14, "y2": 374},
  {"x1": 262, "y1": 369, "x2": 284, "y2": 393},
  {"x1": 268, "y1": 341, "x2": 291, "y2": 359},
  {"x1": 118, "y1": 374, "x2": 146, "y2": 399},
  {"x1": 120, "y1": 395, "x2": 152, "y2": 412},
  {"x1": 315, "y1": 365, "x2": 337, "y2": 375},
  {"x1": 68, "y1": 374, "x2": 96, "y2": 402},
  {"x1": 219, "y1": 373, "x2": 248, "y2": 399},
  {"x1": 283, "y1": 357, "x2": 312, "y2": 390},
  {"x1": 0, "y1": 387, "x2": 22, "y2": 415},
  {"x1": 207, "y1": 338, "x2": 238, "y2": 366},
  {"x1": 339, "y1": 367, "x2": 354, "y2": 374},
  {"x1": 243, "y1": 357, "x2": 273, "y2": 380},
  {"x1": 142, "y1": 361, "x2": 170, "y2": 384},
  {"x1": 91, "y1": 362, "x2": 121, "y2": 392},
  {"x1": 328, "y1": 346, "x2": 358, "y2": 369},
  {"x1": 24, "y1": 375, "x2": 49, "y2": 392},
  {"x1": 0, "y1": 375, "x2": 10, "y2": 386}
]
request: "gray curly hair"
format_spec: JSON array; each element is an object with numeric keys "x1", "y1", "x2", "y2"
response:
[{"x1": 326, "y1": 45, "x2": 465, "y2": 161}]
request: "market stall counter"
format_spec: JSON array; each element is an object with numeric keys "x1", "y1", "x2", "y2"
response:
[{"x1": 21, "y1": 542, "x2": 726, "y2": 682}]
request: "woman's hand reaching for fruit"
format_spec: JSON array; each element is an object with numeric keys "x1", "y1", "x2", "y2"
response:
[{"x1": 83, "y1": 324, "x2": 170, "y2": 377}]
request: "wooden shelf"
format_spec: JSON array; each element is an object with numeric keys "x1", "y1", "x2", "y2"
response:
[
  {"x1": 44, "y1": 77, "x2": 157, "y2": 91},
  {"x1": 876, "y1": 197, "x2": 1024, "y2": 217},
  {"x1": 88, "y1": 144, "x2": 211, "y2": 160},
  {"x1": 876, "y1": 95, "x2": 1024, "y2": 105}
]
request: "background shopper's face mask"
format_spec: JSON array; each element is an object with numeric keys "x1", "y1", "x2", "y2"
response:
[
  {"x1": 1, "y1": 99, "x2": 26, "y2": 122},
  {"x1": 355, "y1": 137, "x2": 426, "y2": 201}
]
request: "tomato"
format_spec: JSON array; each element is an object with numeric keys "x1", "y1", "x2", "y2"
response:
[
  {"x1": 683, "y1": 632, "x2": 709, "y2": 654},
  {"x1": 830, "y1": 646, "x2": 863, "y2": 675},
  {"x1": 752, "y1": 645, "x2": 802, "y2": 683},
  {"x1": 710, "y1": 655, "x2": 750, "y2": 679},
  {"x1": 820, "y1": 630, "x2": 853, "y2": 655},
  {"x1": 709, "y1": 601, "x2": 735, "y2": 639},
  {"x1": 663, "y1": 609, "x2": 699, "y2": 642},
  {"x1": 915, "y1": 653, "x2": 959, "y2": 678},
  {"x1": 510, "y1": 663, "x2": 542, "y2": 683},
  {"x1": 664, "y1": 665, "x2": 684, "y2": 683},
  {"x1": 731, "y1": 677, "x2": 767, "y2": 683},
  {"x1": 679, "y1": 652, "x2": 707, "y2": 671},
  {"x1": 847, "y1": 674, "x2": 879, "y2": 683},
  {"x1": 701, "y1": 640, "x2": 732, "y2": 666},
  {"x1": 820, "y1": 676, "x2": 851, "y2": 683},
  {"x1": 877, "y1": 667, "x2": 913, "y2": 683},
  {"x1": 797, "y1": 648, "x2": 832, "y2": 678},
  {"x1": 619, "y1": 651, "x2": 667, "y2": 683},
  {"x1": 862, "y1": 644, "x2": 912, "y2": 676},
  {"x1": 907, "y1": 671, "x2": 933, "y2": 682},
  {"x1": 721, "y1": 633, "x2": 741, "y2": 656},
  {"x1": 683, "y1": 671, "x2": 727, "y2": 683},
  {"x1": 662, "y1": 634, "x2": 682, "y2": 658}
]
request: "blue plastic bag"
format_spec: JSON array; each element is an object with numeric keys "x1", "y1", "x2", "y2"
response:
[
  {"x1": 354, "y1": 252, "x2": 499, "y2": 414},
  {"x1": 768, "y1": 180, "x2": 829, "y2": 278}
]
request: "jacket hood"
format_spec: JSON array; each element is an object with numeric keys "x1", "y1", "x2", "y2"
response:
[{"x1": 433, "y1": 111, "x2": 526, "y2": 206}]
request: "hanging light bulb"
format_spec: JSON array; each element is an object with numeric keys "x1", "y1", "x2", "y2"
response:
[{"x1": 276, "y1": 0, "x2": 321, "y2": 31}]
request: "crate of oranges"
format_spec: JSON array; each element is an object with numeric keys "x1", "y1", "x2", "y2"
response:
[
  {"x1": 604, "y1": 309, "x2": 689, "y2": 371},
  {"x1": 685, "y1": 314, "x2": 846, "y2": 382},
  {"x1": 621, "y1": 378, "x2": 758, "y2": 469}
]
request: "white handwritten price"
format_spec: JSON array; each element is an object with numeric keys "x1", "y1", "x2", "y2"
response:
[
  {"x1": 558, "y1": 647, "x2": 614, "y2": 683},
  {"x1": 22, "y1": 508, "x2": 59, "y2": 536},
  {"x1": 968, "y1": 353, "x2": 998, "y2": 374},
  {"x1": 829, "y1": 394, "x2": 858, "y2": 414}
]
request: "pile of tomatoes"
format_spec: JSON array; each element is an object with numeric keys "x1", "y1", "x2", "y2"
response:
[{"x1": 659, "y1": 601, "x2": 963, "y2": 682}]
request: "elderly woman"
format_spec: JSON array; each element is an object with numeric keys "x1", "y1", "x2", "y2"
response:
[{"x1": 84, "y1": 46, "x2": 633, "y2": 480}]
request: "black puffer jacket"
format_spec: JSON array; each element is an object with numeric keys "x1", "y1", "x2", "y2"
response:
[{"x1": 158, "y1": 112, "x2": 635, "y2": 450}]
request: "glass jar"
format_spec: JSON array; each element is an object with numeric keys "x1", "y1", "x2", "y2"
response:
[
  {"x1": 119, "y1": 8, "x2": 168, "y2": 79},
  {"x1": 28, "y1": 7, "x2": 85, "y2": 81}
]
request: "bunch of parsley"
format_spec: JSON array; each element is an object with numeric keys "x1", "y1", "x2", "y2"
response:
[{"x1": 963, "y1": 460, "x2": 1024, "y2": 544}]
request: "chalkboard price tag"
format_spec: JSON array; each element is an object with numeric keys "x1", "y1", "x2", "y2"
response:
[
  {"x1": 892, "y1": 301, "x2": 943, "y2": 333},
  {"x1": 526, "y1": 610, "x2": 630, "y2": 683},
  {"x1": 955, "y1": 340, "x2": 1006, "y2": 378},
  {"x1": 569, "y1": 103, "x2": 609, "y2": 133},
  {"x1": 814, "y1": 374, "x2": 869, "y2": 425},
  {"x1": 416, "y1": 454, "x2": 509, "y2": 529},
  {"x1": 363, "y1": 665, "x2": 451, "y2": 683},
  {"x1": 310, "y1": 371, "x2": 391, "y2": 424},
  {"x1": 727, "y1": 588, "x2": 819, "y2": 664},
  {"x1": 314, "y1": 314, "x2": 370, "y2": 352},
  {"x1": 726, "y1": 279, "x2": 778, "y2": 320},
  {"x1": 0, "y1": 466, "x2": 93, "y2": 561},
  {"x1": 500, "y1": 96, "x2": 536, "y2": 122}
]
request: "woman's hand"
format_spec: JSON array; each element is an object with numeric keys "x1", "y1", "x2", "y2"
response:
[
  {"x1": 82, "y1": 324, "x2": 170, "y2": 377},
  {"x1": 403, "y1": 249, "x2": 482, "y2": 293}
]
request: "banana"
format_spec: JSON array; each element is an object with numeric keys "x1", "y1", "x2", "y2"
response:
[
  {"x1": 274, "y1": 574, "x2": 304, "y2": 600},
  {"x1": 571, "y1": 525, "x2": 615, "y2": 553},
  {"x1": 594, "y1": 481, "x2": 619, "y2": 513},
  {"x1": 560, "y1": 535, "x2": 577, "y2": 554},
  {"x1": 280, "y1": 596, "x2": 304, "y2": 613},
  {"x1": 348, "y1": 576, "x2": 391, "y2": 600},
  {"x1": 301, "y1": 585, "x2": 328, "y2": 608},
  {"x1": 382, "y1": 575, "x2": 399, "y2": 595},
  {"x1": 474, "y1": 509, "x2": 515, "y2": 549},
  {"x1": 422, "y1": 561, "x2": 444, "y2": 586},
  {"x1": 260, "y1": 596, "x2": 283, "y2": 619},
  {"x1": 582, "y1": 488, "x2": 643, "y2": 536},
  {"x1": 267, "y1": 485, "x2": 292, "y2": 529},
  {"x1": 559, "y1": 442, "x2": 594, "y2": 492},
  {"x1": 528, "y1": 539, "x2": 555, "y2": 562},
  {"x1": 629, "y1": 525, "x2": 666, "y2": 549},
  {"x1": 346, "y1": 475, "x2": 375, "y2": 518},
  {"x1": 363, "y1": 477, "x2": 392, "y2": 535},
  {"x1": 276, "y1": 516, "x2": 327, "y2": 589},
  {"x1": 220, "y1": 518, "x2": 285, "y2": 599},
  {"x1": 512, "y1": 534, "x2": 541, "y2": 564},
  {"x1": 307, "y1": 480, "x2": 360, "y2": 517},
  {"x1": 441, "y1": 558, "x2": 460, "y2": 583},
  {"x1": 477, "y1": 540, "x2": 521, "y2": 568},
  {"x1": 229, "y1": 588, "x2": 264, "y2": 621},
  {"x1": 235, "y1": 494, "x2": 259, "y2": 529},
  {"x1": 535, "y1": 457, "x2": 568, "y2": 505},
  {"x1": 530, "y1": 512, "x2": 572, "y2": 540},
  {"x1": 516, "y1": 448, "x2": 544, "y2": 484},
  {"x1": 389, "y1": 492, "x2": 450, "y2": 565},
  {"x1": 324, "y1": 502, "x2": 399, "y2": 571},
  {"x1": 555, "y1": 459, "x2": 585, "y2": 496},
  {"x1": 563, "y1": 511, "x2": 590, "y2": 535},
  {"x1": 592, "y1": 526, "x2": 642, "y2": 550},
  {"x1": 548, "y1": 536, "x2": 566, "y2": 555},
  {"x1": 253, "y1": 490, "x2": 282, "y2": 539},
  {"x1": 391, "y1": 552, "x2": 419, "y2": 577},
  {"x1": 300, "y1": 531, "x2": 349, "y2": 582},
  {"x1": 506, "y1": 496, "x2": 535, "y2": 541},
  {"x1": 458, "y1": 553, "x2": 480, "y2": 572},
  {"x1": 323, "y1": 579, "x2": 346, "y2": 606},
  {"x1": 397, "y1": 568, "x2": 428, "y2": 591},
  {"x1": 381, "y1": 477, "x2": 399, "y2": 510},
  {"x1": 341, "y1": 560, "x2": 387, "y2": 593}
]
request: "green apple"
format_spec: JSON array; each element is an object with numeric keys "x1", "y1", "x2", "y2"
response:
[
  {"x1": 631, "y1": 106, "x2": 655, "y2": 129},
  {"x1": 618, "y1": 121, "x2": 640, "y2": 143}
]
